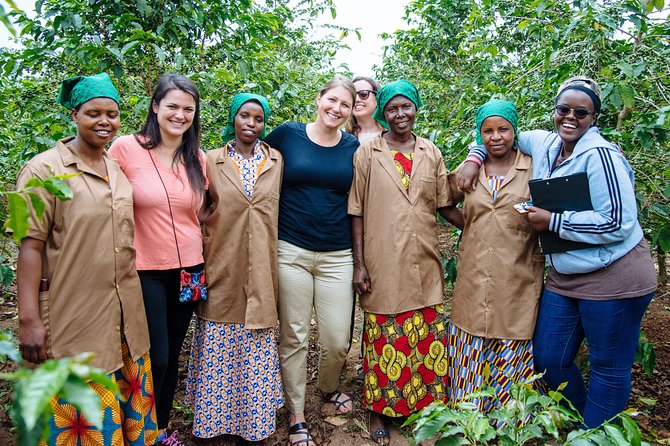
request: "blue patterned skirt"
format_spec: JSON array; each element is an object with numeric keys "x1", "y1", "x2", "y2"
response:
[
  {"x1": 447, "y1": 322, "x2": 536, "y2": 422},
  {"x1": 185, "y1": 317, "x2": 283, "y2": 441}
]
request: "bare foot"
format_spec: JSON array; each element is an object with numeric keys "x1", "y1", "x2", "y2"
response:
[{"x1": 369, "y1": 411, "x2": 390, "y2": 445}]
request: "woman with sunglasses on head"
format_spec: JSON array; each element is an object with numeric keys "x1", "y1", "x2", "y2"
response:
[
  {"x1": 109, "y1": 74, "x2": 207, "y2": 445},
  {"x1": 346, "y1": 76, "x2": 385, "y2": 142},
  {"x1": 458, "y1": 76, "x2": 657, "y2": 428},
  {"x1": 185, "y1": 93, "x2": 283, "y2": 446},
  {"x1": 264, "y1": 76, "x2": 359, "y2": 446},
  {"x1": 16, "y1": 73, "x2": 157, "y2": 445},
  {"x1": 349, "y1": 79, "x2": 464, "y2": 444}
]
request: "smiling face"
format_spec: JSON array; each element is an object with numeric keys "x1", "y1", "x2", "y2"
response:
[
  {"x1": 152, "y1": 88, "x2": 196, "y2": 141},
  {"x1": 72, "y1": 97, "x2": 120, "y2": 150},
  {"x1": 554, "y1": 89, "x2": 597, "y2": 151},
  {"x1": 353, "y1": 79, "x2": 377, "y2": 120},
  {"x1": 316, "y1": 85, "x2": 354, "y2": 129},
  {"x1": 480, "y1": 116, "x2": 515, "y2": 159},
  {"x1": 234, "y1": 101, "x2": 265, "y2": 145},
  {"x1": 383, "y1": 95, "x2": 416, "y2": 136}
]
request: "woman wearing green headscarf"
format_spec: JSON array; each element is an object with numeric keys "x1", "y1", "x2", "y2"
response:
[
  {"x1": 348, "y1": 79, "x2": 464, "y2": 443},
  {"x1": 16, "y1": 73, "x2": 157, "y2": 445},
  {"x1": 445, "y1": 99, "x2": 543, "y2": 420},
  {"x1": 185, "y1": 93, "x2": 283, "y2": 445}
]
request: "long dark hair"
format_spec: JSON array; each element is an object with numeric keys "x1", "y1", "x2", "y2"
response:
[
  {"x1": 345, "y1": 76, "x2": 382, "y2": 136},
  {"x1": 136, "y1": 74, "x2": 206, "y2": 196}
]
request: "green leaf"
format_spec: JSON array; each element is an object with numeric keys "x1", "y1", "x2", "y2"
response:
[
  {"x1": 42, "y1": 176, "x2": 74, "y2": 201},
  {"x1": 654, "y1": 0, "x2": 665, "y2": 10},
  {"x1": 60, "y1": 376, "x2": 103, "y2": 428},
  {"x1": 620, "y1": 415, "x2": 641, "y2": 446},
  {"x1": 5, "y1": 193, "x2": 29, "y2": 243},
  {"x1": 436, "y1": 436, "x2": 468, "y2": 446},
  {"x1": 603, "y1": 424, "x2": 629, "y2": 445},
  {"x1": 27, "y1": 192, "x2": 45, "y2": 221},
  {"x1": 11, "y1": 359, "x2": 70, "y2": 432},
  {"x1": 657, "y1": 227, "x2": 670, "y2": 252},
  {"x1": 637, "y1": 397, "x2": 656, "y2": 406},
  {"x1": 620, "y1": 84, "x2": 635, "y2": 108}
]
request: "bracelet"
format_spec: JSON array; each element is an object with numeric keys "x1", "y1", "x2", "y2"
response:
[{"x1": 465, "y1": 156, "x2": 483, "y2": 167}]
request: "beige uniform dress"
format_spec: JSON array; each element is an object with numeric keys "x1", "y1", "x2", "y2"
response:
[
  {"x1": 348, "y1": 134, "x2": 451, "y2": 417},
  {"x1": 184, "y1": 141, "x2": 284, "y2": 441},
  {"x1": 17, "y1": 137, "x2": 155, "y2": 445},
  {"x1": 445, "y1": 149, "x2": 544, "y2": 419}
]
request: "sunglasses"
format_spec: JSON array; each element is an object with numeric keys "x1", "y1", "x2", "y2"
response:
[
  {"x1": 555, "y1": 104, "x2": 596, "y2": 119},
  {"x1": 356, "y1": 89, "x2": 377, "y2": 100}
]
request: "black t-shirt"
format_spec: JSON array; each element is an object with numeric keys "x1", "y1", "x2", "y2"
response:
[{"x1": 264, "y1": 122, "x2": 359, "y2": 251}]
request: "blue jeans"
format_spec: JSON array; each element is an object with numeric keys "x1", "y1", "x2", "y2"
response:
[{"x1": 533, "y1": 289, "x2": 653, "y2": 428}]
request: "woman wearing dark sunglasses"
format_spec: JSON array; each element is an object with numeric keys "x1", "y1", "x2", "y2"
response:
[
  {"x1": 457, "y1": 76, "x2": 656, "y2": 428},
  {"x1": 346, "y1": 76, "x2": 385, "y2": 142}
]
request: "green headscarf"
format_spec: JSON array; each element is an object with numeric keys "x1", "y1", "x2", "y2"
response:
[
  {"x1": 373, "y1": 79, "x2": 423, "y2": 129},
  {"x1": 57, "y1": 72, "x2": 120, "y2": 110},
  {"x1": 475, "y1": 99, "x2": 518, "y2": 144},
  {"x1": 222, "y1": 93, "x2": 271, "y2": 143}
]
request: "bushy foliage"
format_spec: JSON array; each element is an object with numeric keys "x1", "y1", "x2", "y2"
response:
[
  {"x1": 378, "y1": 0, "x2": 670, "y2": 281},
  {"x1": 405, "y1": 374, "x2": 650, "y2": 445}
]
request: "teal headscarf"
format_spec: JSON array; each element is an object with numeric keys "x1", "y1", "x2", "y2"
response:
[
  {"x1": 222, "y1": 93, "x2": 271, "y2": 143},
  {"x1": 57, "y1": 72, "x2": 120, "y2": 110},
  {"x1": 373, "y1": 79, "x2": 423, "y2": 129},
  {"x1": 475, "y1": 99, "x2": 518, "y2": 144}
]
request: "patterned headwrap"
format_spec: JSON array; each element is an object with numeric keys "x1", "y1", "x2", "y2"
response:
[
  {"x1": 475, "y1": 99, "x2": 518, "y2": 144},
  {"x1": 222, "y1": 93, "x2": 271, "y2": 143},
  {"x1": 373, "y1": 79, "x2": 423, "y2": 129},
  {"x1": 57, "y1": 73, "x2": 120, "y2": 110},
  {"x1": 556, "y1": 76, "x2": 602, "y2": 113}
]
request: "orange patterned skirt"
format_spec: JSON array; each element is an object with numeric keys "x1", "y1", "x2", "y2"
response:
[
  {"x1": 43, "y1": 339, "x2": 157, "y2": 446},
  {"x1": 363, "y1": 304, "x2": 449, "y2": 416}
]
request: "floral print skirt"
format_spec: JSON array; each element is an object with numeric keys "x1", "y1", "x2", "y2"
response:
[
  {"x1": 363, "y1": 304, "x2": 449, "y2": 416},
  {"x1": 44, "y1": 338, "x2": 157, "y2": 446}
]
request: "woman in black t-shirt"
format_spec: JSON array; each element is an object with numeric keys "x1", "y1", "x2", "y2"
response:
[{"x1": 265, "y1": 76, "x2": 359, "y2": 446}]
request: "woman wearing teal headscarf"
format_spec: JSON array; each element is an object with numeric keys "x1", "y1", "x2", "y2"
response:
[
  {"x1": 349, "y1": 80, "x2": 464, "y2": 443},
  {"x1": 16, "y1": 73, "x2": 157, "y2": 445},
  {"x1": 185, "y1": 93, "x2": 284, "y2": 445},
  {"x1": 445, "y1": 99, "x2": 543, "y2": 421}
]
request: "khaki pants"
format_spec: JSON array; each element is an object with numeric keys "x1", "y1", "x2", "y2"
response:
[{"x1": 277, "y1": 240, "x2": 354, "y2": 413}]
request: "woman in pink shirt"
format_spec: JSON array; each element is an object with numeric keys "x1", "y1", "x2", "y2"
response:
[{"x1": 109, "y1": 74, "x2": 207, "y2": 445}]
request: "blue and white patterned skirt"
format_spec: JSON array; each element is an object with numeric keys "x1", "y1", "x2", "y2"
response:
[{"x1": 185, "y1": 317, "x2": 284, "y2": 441}]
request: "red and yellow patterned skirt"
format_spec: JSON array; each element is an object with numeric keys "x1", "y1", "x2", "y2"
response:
[{"x1": 363, "y1": 304, "x2": 449, "y2": 416}]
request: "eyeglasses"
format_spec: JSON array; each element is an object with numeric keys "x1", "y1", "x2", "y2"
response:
[
  {"x1": 555, "y1": 104, "x2": 596, "y2": 119},
  {"x1": 356, "y1": 89, "x2": 377, "y2": 100}
]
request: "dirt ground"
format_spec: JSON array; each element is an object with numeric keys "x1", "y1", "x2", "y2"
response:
[{"x1": 0, "y1": 229, "x2": 669, "y2": 445}]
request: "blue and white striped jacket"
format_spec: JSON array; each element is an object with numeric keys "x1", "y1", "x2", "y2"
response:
[{"x1": 471, "y1": 126, "x2": 643, "y2": 274}]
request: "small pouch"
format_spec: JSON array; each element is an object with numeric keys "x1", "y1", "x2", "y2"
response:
[{"x1": 179, "y1": 265, "x2": 207, "y2": 303}]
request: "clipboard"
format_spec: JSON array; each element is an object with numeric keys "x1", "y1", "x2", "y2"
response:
[{"x1": 528, "y1": 172, "x2": 598, "y2": 254}]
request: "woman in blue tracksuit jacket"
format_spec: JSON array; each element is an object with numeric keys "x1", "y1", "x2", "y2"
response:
[{"x1": 462, "y1": 77, "x2": 657, "y2": 428}]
